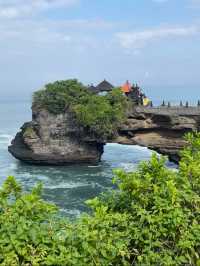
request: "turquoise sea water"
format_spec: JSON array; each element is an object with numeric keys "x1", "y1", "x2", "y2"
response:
[{"x1": 0, "y1": 101, "x2": 176, "y2": 217}]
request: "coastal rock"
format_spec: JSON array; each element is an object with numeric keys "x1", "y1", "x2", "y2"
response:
[
  {"x1": 9, "y1": 106, "x2": 104, "y2": 165},
  {"x1": 115, "y1": 106, "x2": 200, "y2": 163},
  {"x1": 9, "y1": 105, "x2": 200, "y2": 165}
]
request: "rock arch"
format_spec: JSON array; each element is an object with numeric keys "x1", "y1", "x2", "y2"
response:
[{"x1": 9, "y1": 106, "x2": 200, "y2": 165}]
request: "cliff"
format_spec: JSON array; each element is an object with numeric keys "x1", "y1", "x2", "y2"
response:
[
  {"x1": 9, "y1": 105, "x2": 200, "y2": 165},
  {"x1": 8, "y1": 105, "x2": 104, "y2": 165},
  {"x1": 116, "y1": 106, "x2": 200, "y2": 163}
]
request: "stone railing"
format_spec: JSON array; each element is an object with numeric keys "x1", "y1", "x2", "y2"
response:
[
  {"x1": 149, "y1": 100, "x2": 200, "y2": 108},
  {"x1": 136, "y1": 105, "x2": 200, "y2": 116}
]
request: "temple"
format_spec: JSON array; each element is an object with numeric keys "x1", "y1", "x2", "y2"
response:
[
  {"x1": 121, "y1": 80, "x2": 132, "y2": 95},
  {"x1": 88, "y1": 79, "x2": 114, "y2": 95},
  {"x1": 88, "y1": 79, "x2": 151, "y2": 106}
]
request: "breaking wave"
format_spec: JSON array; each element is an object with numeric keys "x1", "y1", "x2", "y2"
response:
[{"x1": 0, "y1": 134, "x2": 13, "y2": 146}]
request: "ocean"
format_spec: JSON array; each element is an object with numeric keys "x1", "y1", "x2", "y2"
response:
[{"x1": 0, "y1": 101, "x2": 176, "y2": 217}]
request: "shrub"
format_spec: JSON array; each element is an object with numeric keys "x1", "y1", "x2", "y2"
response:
[
  {"x1": 0, "y1": 177, "x2": 130, "y2": 266},
  {"x1": 1, "y1": 132, "x2": 200, "y2": 265},
  {"x1": 94, "y1": 132, "x2": 200, "y2": 265},
  {"x1": 33, "y1": 79, "x2": 88, "y2": 115},
  {"x1": 33, "y1": 80, "x2": 128, "y2": 139},
  {"x1": 73, "y1": 88, "x2": 128, "y2": 138}
]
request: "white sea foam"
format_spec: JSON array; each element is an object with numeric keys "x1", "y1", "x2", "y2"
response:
[
  {"x1": 0, "y1": 134, "x2": 12, "y2": 139},
  {"x1": 118, "y1": 162, "x2": 137, "y2": 172},
  {"x1": 7, "y1": 163, "x2": 17, "y2": 171},
  {"x1": 0, "y1": 134, "x2": 13, "y2": 145},
  {"x1": 46, "y1": 181, "x2": 89, "y2": 190},
  {"x1": 60, "y1": 208, "x2": 81, "y2": 217}
]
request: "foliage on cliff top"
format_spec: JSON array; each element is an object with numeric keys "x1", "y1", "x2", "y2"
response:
[
  {"x1": 1, "y1": 132, "x2": 200, "y2": 265},
  {"x1": 33, "y1": 79, "x2": 128, "y2": 138}
]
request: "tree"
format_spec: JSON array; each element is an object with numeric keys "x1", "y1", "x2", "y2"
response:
[{"x1": 33, "y1": 80, "x2": 129, "y2": 139}]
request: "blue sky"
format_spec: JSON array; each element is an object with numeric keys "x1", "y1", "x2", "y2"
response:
[{"x1": 0, "y1": 0, "x2": 200, "y2": 102}]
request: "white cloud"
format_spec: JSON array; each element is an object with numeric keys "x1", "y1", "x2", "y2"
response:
[
  {"x1": 0, "y1": 0, "x2": 78, "y2": 19},
  {"x1": 0, "y1": 17, "x2": 115, "y2": 59},
  {"x1": 116, "y1": 26, "x2": 199, "y2": 49}
]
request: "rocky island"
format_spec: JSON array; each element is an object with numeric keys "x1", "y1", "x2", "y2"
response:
[{"x1": 9, "y1": 79, "x2": 200, "y2": 165}]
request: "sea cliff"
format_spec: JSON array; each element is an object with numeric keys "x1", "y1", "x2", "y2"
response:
[
  {"x1": 9, "y1": 104, "x2": 200, "y2": 165},
  {"x1": 8, "y1": 79, "x2": 200, "y2": 165},
  {"x1": 9, "y1": 105, "x2": 104, "y2": 165}
]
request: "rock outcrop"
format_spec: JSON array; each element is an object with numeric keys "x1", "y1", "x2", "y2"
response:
[
  {"x1": 116, "y1": 106, "x2": 200, "y2": 163},
  {"x1": 8, "y1": 105, "x2": 104, "y2": 165},
  {"x1": 9, "y1": 105, "x2": 200, "y2": 165}
]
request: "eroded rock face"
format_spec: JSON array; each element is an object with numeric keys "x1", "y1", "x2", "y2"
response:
[
  {"x1": 9, "y1": 105, "x2": 200, "y2": 165},
  {"x1": 8, "y1": 106, "x2": 104, "y2": 165},
  {"x1": 115, "y1": 106, "x2": 200, "y2": 163}
]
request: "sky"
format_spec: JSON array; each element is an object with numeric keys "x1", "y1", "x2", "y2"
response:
[{"x1": 0, "y1": 0, "x2": 200, "y2": 102}]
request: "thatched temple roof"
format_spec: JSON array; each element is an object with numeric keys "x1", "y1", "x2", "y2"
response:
[
  {"x1": 96, "y1": 80, "x2": 114, "y2": 92},
  {"x1": 88, "y1": 80, "x2": 114, "y2": 93}
]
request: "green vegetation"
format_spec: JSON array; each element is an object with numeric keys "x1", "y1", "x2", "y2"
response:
[
  {"x1": 33, "y1": 79, "x2": 128, "y2": 138},
  {"x1": 1, "y1": 132, "x2": 200, "y2": 265}
]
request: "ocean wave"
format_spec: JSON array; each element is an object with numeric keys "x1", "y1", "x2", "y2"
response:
[
  {"x1": 7, "y1": 162, "x2": 17, "y2": 171},
  {"x1": 0, "y1": 134, "x2": 13, "y2": 145},
  {"x1": 118, "y1": 162, "x2": 137, "y2": 172},
  {"x1": 45, "y1": 181, "x2": 90, "y2": 190}
]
